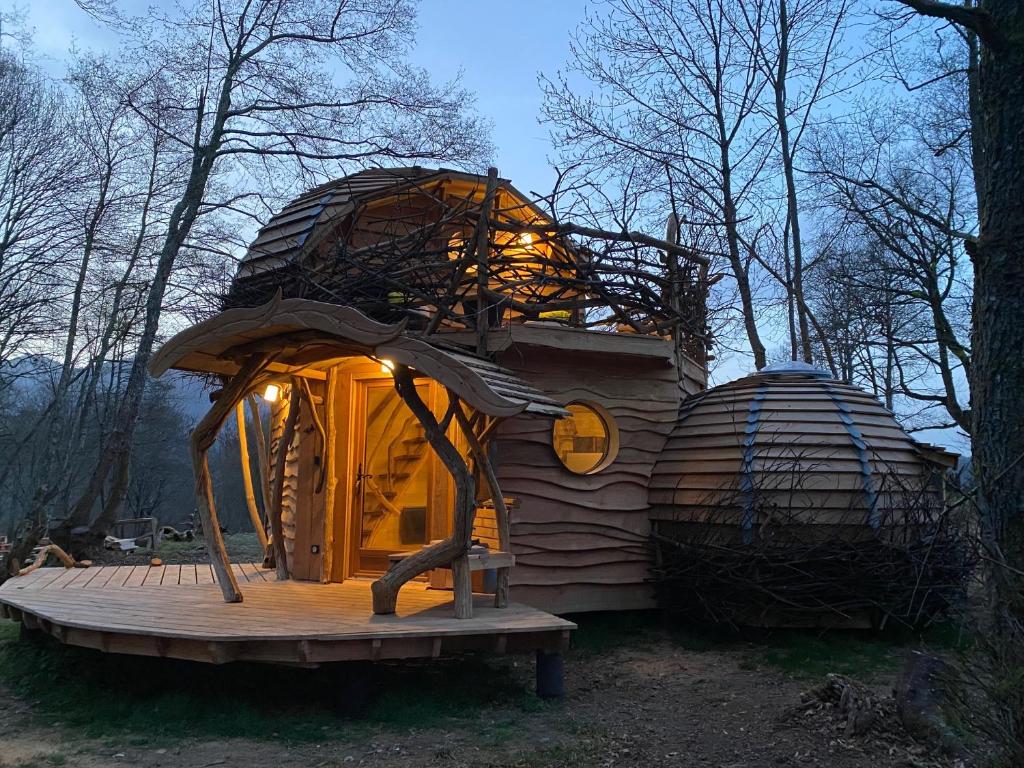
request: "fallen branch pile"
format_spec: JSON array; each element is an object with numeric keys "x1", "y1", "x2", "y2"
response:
[
  {"x1": 652, "y1": 531, "x2": 970, "y2": 628},
  {"x1": 227, "y1": 176, "x2": 712, "y2": 364}
]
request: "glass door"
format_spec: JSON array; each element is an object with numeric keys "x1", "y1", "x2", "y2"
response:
[{"x1": 350, "y1": 379, "x2": 435, "y2": 574}]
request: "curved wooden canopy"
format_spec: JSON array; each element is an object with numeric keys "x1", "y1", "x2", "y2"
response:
[{"x1": 150, "y1": 296, "x2": 565, "y2": 419}]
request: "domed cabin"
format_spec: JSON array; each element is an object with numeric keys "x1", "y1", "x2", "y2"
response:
[
  {"x1": 648, "y1": 362, "x2": 959, "y2": 626},
  {"x1": 146, "y1": 166, "x2": 711, "y2": 617}
]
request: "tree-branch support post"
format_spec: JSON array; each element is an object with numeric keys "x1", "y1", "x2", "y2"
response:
[
  {"x1": 454, "y1": 406, "x2": 511, "y2": 608},
  {"x1": 475, "y1": 167, "x2": 499, "y2": 355},
  {"x1": 236, "y1": 401, "x2": 269, "y2": 550},
  {"x1": 190, "y1": 352, "x2": 274, "y2": 603},
  {"x1": 371, "y1": 366, "x2": 477, "y2": 617}
]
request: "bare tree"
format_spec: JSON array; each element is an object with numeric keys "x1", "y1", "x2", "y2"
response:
[
  {"x1": 736, "y1": 0, "x2": 852, "y2": 370},
  {"x1": 0, "y1": 52, "x2": 80, "y2": 391},
  {"x1": 810, "y1": 131, "x2": 973, "y2": 433},
  {"x1": 59, "y1": 0, "x2": 492, "y2": 539},
  {"x1": 864, "y1": 2, "x2": 1024, "y2": 762},
  {"x1": 541, "y1": 0, "x2": 773, "y2": 368}
]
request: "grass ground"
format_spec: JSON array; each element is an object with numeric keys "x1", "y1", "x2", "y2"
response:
[
  {"x1": 93, "y1": 532, "x2": 267, "y2": 567},
  {"x1": 0, "y1": 565, "x2": 977, "y2": 768},
  {"x1": 0, "y1": 610, "x2": 949, "y2": 745}
]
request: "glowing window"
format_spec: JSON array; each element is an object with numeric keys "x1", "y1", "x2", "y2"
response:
[
  {"x1": 448, "y1": 234, "x2": 475, "y2": 274},
  {"x1": 552, "y1": 402, "x2": 618, "y2": 474}
]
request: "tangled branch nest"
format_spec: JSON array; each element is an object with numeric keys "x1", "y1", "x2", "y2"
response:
[{"x1": 650, "y1": 458, "x2": 974, "y2": 629}]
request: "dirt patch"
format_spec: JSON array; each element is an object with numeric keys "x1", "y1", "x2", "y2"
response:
[{"x1": 0, "y1": 625, "x2": 968, "y2": 768}]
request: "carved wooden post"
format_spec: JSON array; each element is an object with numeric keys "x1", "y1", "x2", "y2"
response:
[
  {"x1": 371, "y1": 367, "x2": 477, "y2": 616},
  {"x1": 190, "y1": 352, "x2": 273, "y2": 603},
  {"x1": 236, "y1": 401, "x2": 269, "y2": 550},
  {"x1": 475, "y1": 167, "x2": 499, "y2": 355},
  {"x1": 268, "y1": 382, "x2": 300, "y2": 581}
]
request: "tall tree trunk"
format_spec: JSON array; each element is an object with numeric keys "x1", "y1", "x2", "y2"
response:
[
  {"x1": 720, "y1": 152, "x2": 768, "y2": 369},
  {"x1": 67, "y1": 84, "x2": 231, "y2": 536},
  {"x1": 970, "y1": 15, "x2": 1024, "y2": 611},
  {"x1": 772, "y1": 0, "x2": 813, "y2": 364}
]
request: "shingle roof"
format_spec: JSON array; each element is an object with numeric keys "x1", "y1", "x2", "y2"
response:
[{"x1": 238, "y1": 167, "x2": 516, "y2": 279}]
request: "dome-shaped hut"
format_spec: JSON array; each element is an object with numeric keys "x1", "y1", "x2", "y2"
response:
[{"x1": 647, "y1": 362, "x2": 961, "y2": 627}]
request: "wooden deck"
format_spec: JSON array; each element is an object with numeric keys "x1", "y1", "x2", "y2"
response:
[{"x1": 0, "y1": 565, "x2": 575, "y2": 666}]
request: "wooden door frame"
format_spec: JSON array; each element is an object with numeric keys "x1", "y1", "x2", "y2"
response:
[{"x1": 339, "y1": 370, "x2": 451, "y2": 580}]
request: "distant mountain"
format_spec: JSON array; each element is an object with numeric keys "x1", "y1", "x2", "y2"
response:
[{"x1": 1, "y1": 354, "x2": 213, "y2": 424}]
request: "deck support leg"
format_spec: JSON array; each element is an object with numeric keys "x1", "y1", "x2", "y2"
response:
[
  {"x1": 494, "y1": 567, "x2": 509, "y2": 608},
  {"x1": 536, "y1": 650, "x2": 565, "y2": 700},
  {"x1": 452, "y1": 553, "x2": 473, "y2": 619}
]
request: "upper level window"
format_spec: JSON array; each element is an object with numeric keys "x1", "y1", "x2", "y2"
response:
[
  {"x1": 552, "y1": 402, "x2": 618, "y2": 474},
  {"x1": 448, "y1": 234, "x2": 475, "y2": 274}
]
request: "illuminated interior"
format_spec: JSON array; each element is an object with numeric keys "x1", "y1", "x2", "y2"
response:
[
  {"x1": 358, "y1": 382, "x2": 432, "y2": 554},
  {"x1": 552, "y1": 403, "x2": 613, "y2": 474}
]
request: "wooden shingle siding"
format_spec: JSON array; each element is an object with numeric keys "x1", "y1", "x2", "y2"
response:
[
  {"x1": 648, "y1": 369, "x2": 948, "y2": 528},
  {"x1": 494, "y1": 344, "x2": 698, "y2": 613}
]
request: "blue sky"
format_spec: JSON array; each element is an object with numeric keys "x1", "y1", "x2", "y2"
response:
[{"x1": 412, "y1": 2, "x2": 589, "y2": 196}]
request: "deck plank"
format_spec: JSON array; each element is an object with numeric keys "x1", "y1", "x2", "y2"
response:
[
  {"x1": 163, "y1": 564, "x2": 182, "y2": 586},
  {"x1": 142, "y1": 566, "x2": 165, "y2": 587},
  {"x1": 179, "y1": 564, "x2": 197, "y2": 586},
  {"x1": 124, "y1": 566, "x2": 149, "y2": 587}
]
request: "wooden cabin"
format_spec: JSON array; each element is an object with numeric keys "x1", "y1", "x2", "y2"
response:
[
  {"x1": 0, "y1": 167, "x2": 957, "y2": 664},
  {"x1": 147, "y1": 167, "x2": 949, "y2": 619},
  {"x1": 153, "y1": 166, "x2": 711, "y2": 616}
]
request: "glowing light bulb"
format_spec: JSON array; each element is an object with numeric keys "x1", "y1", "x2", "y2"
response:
[
  {"x1": 380, "y1": 359, "x2": 395, "y2": 374},
  {"x1": 263, "y1": 383, "x2": 280, "y2": 402}
]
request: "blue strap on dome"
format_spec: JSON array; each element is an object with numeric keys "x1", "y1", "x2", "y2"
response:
[
  {"x1": 823, "y1": 383, "x2": 879, "y2": 528},
  {"x1": 739, "y1": 385, "x2": 769, "y2": 543}
]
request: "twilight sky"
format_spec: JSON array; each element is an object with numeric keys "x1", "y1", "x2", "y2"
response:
[{"x1": 7, "y1": 1, "x2": 969, "y2": 450}]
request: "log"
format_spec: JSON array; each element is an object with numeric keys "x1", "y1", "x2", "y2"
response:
[
  {"x1": 371, "y1": 367, "x2": 477, "y2": 615},
  {"x1": 190, "y1": 351, "x2": 275, "y2": 603},
  {"x1": 236, "y1": 401, "x2": 269, "y2": 550},
  {"x1": 17, "y1": 543, "x2": 77, "y2": 576},
  {"x1": 453, "y1": 407, "x2": 510, "y2": 608}
]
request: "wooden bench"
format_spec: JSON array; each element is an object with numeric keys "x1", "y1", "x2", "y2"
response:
[
  {"x1": 388, "y1": 549, "x2": 514, "y2": 572},
  {"x1": 388, "y1": 547, "x2": 515, "y2": 617}
]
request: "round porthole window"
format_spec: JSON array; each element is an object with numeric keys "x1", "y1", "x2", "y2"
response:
[{"x1": 552, "y1": 402, "x2": 618, "y2": 474}]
